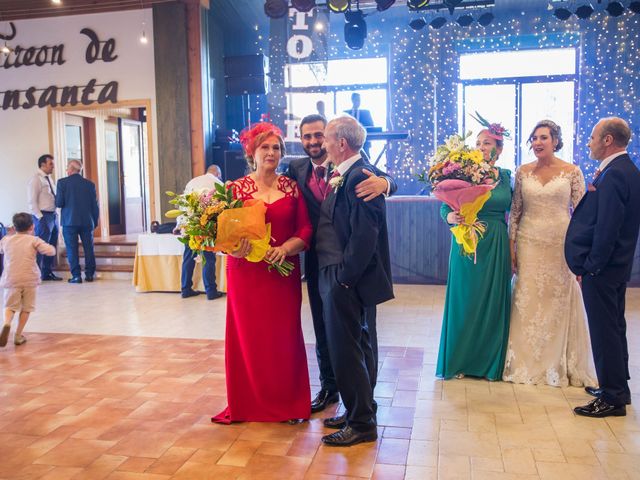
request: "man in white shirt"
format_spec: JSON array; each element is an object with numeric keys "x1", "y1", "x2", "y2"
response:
[
  {"x1": 27, "y1": 154, "x2": 62, "y2": 281},
  {"x1": 176, "y1": 164, "x2": 224, "y2": 300}
]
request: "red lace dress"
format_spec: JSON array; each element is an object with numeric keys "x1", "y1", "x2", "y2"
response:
[{"x1": 212, "y1": 175, "x2": 313, "y2": 423}]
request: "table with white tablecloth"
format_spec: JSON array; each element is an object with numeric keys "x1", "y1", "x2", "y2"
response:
[{"x1": 132, "y1": 234, "x2": 226, "y2": 293}]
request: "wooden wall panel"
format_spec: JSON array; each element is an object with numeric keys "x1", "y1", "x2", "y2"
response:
[
  {"x1": 153, "y1": 2, "x2": 193, "y2": 215},
  {"x1": 386, "y1": 196, "x2": 451, "y2": 284}
]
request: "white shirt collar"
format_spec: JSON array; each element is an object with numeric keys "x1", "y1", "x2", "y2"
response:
[
  {"x1": 312, "y1": 159, "x2": 331, "y2": 171},
  {"x1": 599, "y1": 150, "x2": 627, "y2": 172},
  {"x1": 37, "y1": 169, "x2": 50, "y2": 178},
  {"x1": 336, "y1": 153, "x2": 362, "y2": 176}
]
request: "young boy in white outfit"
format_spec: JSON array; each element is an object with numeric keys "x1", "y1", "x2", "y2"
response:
[{"x1": 0, "y1": 212, "x2": 56, "y2": 347}]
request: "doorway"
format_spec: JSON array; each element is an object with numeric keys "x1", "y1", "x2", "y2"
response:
[{"x1": 49, "y1": 101, "x2": 156, "y2": 239}]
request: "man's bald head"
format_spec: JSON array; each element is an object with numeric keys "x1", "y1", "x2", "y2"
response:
[
  {"x1": 207, "y1": 164, "x2": 222, "y2": 179},
  {"x1": 599, "y1": 117, "x2": 631, "y2": 148}
]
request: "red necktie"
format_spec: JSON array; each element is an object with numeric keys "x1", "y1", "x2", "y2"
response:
[{"x1": 315, "y1": 166, "x2": 330, "y2": 200}]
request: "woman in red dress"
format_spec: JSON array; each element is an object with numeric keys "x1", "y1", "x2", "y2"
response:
[{"x1": 212, "y1": 123, "x2": 313, "y2": 424}]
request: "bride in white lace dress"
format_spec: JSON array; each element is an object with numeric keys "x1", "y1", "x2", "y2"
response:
[{"x1": 503, "y1": 120, "x2": 597, "y2": 387}]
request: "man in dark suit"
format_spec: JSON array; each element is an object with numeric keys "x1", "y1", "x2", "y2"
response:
[
  {"x1": 286, "y1": 114, "x2": 396, "y2": 416},
  {"x1": 344, "y1": 93, "x2": 374, "y2": 157},
  {"x1": 565, "y1": 117, "x2": 640, "y2": 418},
  {"x1": 315, "y1": 116, "x2": 394, "y2": 446},
  {"x1": 56, "y1": 160, "x2": 100, "y2": 284}
]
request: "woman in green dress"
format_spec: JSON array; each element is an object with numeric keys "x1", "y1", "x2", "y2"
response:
[{"x1": 436, "y1": 128, "x2": 512, "y2": 380}]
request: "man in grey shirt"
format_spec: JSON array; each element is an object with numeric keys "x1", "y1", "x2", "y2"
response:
[{"x1": 27, "y1": 154, "x2": 62, "y2": 281}]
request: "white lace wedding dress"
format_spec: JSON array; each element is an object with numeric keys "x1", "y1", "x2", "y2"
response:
[{"x1": 503, "y1": 167, "x2": 597, "y2": 387}]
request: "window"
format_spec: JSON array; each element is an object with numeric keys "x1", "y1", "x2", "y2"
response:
[
  {"x1": 458, "y1": 48, "x2": 577, "y2": 171},
  {"x1": 284, "y1": 57, "x2": 389, "y2": 169}
]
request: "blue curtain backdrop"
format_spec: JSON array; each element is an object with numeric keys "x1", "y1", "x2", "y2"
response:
[{"x1": 266, "y1": 5, "x2": 639, "y2": 194}]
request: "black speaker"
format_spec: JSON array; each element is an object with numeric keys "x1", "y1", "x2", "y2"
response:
[
  {"x1": 224, "y1": 54, "x2": 270, "y2": 96},
  {"x1": 224, "y1": 150, "x2": 248, "y2": 181},
  {"x1": 225, "y1": 75, "x2": 270, "y2": 95},
  {"x1": 224, "y1": 55, "x2": 269, "y2": 77}
]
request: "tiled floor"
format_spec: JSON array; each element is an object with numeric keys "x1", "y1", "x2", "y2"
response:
[{"x1": 1, "y1": 281, "x2": 638, "y2": 479}]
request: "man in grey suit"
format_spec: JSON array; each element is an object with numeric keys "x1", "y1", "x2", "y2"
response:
[{"x1": 286, "y1": 114, "x2": 396, "y2": 417}]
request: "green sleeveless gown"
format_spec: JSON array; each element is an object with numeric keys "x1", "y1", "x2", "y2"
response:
[{"x1": 436, "y1": 168, "x2": 512, "y2": 380}]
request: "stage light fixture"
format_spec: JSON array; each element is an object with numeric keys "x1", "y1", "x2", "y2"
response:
[
  {"x1": 606, "y1": 1, "x2": 625, "y2": 16},
  {"x1": 344, "y1": 10, "x2": 367, "y2": 50},
  {"x1": 443, "y1": 0, "x2": 463, "y2": 14},
  {"x1": 553, "y1": 8, "x2": 572, "y2": 20},
  {"x1": 264, "y1": 0, "x2": 288, "y2": 18},
  {"x1": 376, "y1": 0, "x2": 396, "y2": 11},
  {"x1": 575, "y1": 4, "x2": 594, "y2": 19},
  {"x1": 477, "y1": 12, "x2": 494, "y2": 26},
  {"x1": 456, "y1": 14, "x2": 474, "y2": 26},
  {"x1": 328, "y1": 0, "x2": 349, "y2": 13},
  {"x1": 630, "y1": 1, "x2": 640, "y2": 13},
  {"x1": 409, "y1": 18, "x2": 427, "y2": 30},
  {"x1": 292, "y1": 0, "x2": 316, "y2": 12},
  {"x1": 429, "y1": 16, "x2": 447, "y2": 29},
  {"x1": 407, "y1": 0, "x2": 430, "y2": 11}
]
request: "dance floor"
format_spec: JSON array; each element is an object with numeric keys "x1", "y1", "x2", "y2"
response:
[{"x1": 0, "y1": 281, "x2": 638, "y2": 479}]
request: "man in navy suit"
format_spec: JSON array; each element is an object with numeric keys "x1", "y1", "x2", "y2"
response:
[
  {"x1": 286, "y1": 114, "x2": 396, "y2": 416},
  {"x1": 565, "y1": 117, "x2": 640, "y2": 418},
  {"x1": 315, "y1": 116, "x2": 394, "y2": 446},
  {"x1": 56, "y1": 160, "x2": 100, "y2": 284}
]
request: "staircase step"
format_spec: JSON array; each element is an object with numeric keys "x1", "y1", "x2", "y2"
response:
[{"x1": 78, "y1": 251, "x2": 136, "y2": 258}]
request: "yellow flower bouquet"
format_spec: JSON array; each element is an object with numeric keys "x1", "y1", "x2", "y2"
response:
[
  {"x1": 418, "y1": 132, "x2": 499, "y2": 260},
  {"x1": 165, "y1": 183, "x2": 294, "y2": 276}
]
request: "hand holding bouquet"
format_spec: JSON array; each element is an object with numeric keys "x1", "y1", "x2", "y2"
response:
[
  {"x1": 418, "y1": 132, "x2": 499, "y2": 259},
  {"x1": 165, "y1": 183, "x2": 294, "y2": 276}
]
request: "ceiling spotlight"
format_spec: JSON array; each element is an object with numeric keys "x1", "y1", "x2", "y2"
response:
[
  {"x1": 292, "y1": 0, "x2": 316, "y2": 12},
  {"x1": 630, "y1": 1, "x2": 640, "y2": 13},
  {"x1": 478, "y1": 12, "x2": 494, "y2": 26},
  {"x1": 409, "y1": 18, "x2": 427, "y2": 30},
  {"x1": 429, "y1": 16, "x2": 447, "y2": 29},
  {"x1": 575, "y1": 4, "x2": 594, "y2": 19},
  {"x1": 328, "y1": 0, "x2": 349, "y2": 13},
  {"x1": 376, "y1": 0, "x2": 396, "y2": 11},
  {"x1": 407, "y1": 0, "x2": 430, "y2": 11},
  {"x1": 51, "y1": 0, "x2": 62, "y2": 4},
  {"x1": 264, "y1": 0, "x2": 288, "y2": 18},
  {"x1": 443, "y1": 0, "x2": 463, "y2": 14},
  {"x1": 606, "y1": 1, "x2": 625, "y2": 16},
  {"x1": 553, "y1": 8, "x2": 572, "y2": 20},
  {"x1": 456, "y1": 14, "x2": 474, "y2": 26},
  {"x1": 344, "y1": 10, "x2": 367, "y2": 50}
]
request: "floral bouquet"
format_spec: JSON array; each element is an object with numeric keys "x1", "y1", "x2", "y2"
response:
[
  {"x1": 418, "y1": 131, "x2": 499, "y2": 259},
  {"x1": 165, "y1": 183, "x2": 295, "y2": 276}
]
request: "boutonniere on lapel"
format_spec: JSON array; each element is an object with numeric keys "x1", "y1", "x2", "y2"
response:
[
  {"x1": 329, "y1": 174, "x2": 344, "y2": 193},
  {"x1": 587, "y1": 183, "x2": 597, "y2": 192}
]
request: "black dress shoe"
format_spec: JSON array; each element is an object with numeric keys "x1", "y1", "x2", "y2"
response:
[
  {"x1": 574, "y1": 398, "x2": 626, "y2": 418},
  {"x1": 206, "y1": 291, "x2": 224, "y2": 300},
  {"x1": 311, "y1": 389, "x2": 339, "y2": 413},
  {"x1": 85, "y1": 275, "x2": 95, "y2": 282},
  {"x1": 585, "y1": 386, "x2": 631, "y2": 405},
  {"x1": 323, "y1": 413, "x2": 347, "y2": 430},
  {"x1": 42, "y1": 273, "x2": 63, "y2": 281},
  {"x1": 322, "y1": 426, "x2": 377, "y2": 447},
  {"x1": 68, "y1": 276, "x2": 83, "y2": 284},
  {"x1": 181, "y1": 289, "x2": 200, "y2": 298}
]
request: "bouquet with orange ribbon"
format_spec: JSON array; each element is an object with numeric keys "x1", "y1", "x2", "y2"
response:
[
  {"x1": 165, "y1": 183, "x2": 294, "y2": 276},
  {"x1": 418, "y1": 132, "x2": 499, "y2": 260}
]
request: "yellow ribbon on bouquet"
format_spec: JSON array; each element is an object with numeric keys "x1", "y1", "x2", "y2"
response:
[
  {"x1": 245, "y1": 223, "x2": 272, "y2": 263},
  {"x1": 450, "y1": 191, "x2": 492, "y2": 260}
]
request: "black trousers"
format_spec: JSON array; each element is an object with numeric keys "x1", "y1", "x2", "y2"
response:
[
  {"x1": 33, "y1": 212, "x2": 58, "y2": 277},
  {"x1": 307, "y1": 264, "x2": 337, "y2": 392},
  {"x1": 319, "y1": 265, "x2": 376, "y2": 432},
  {"x1": 582, "y1": 275, "x2": 631, "y2": 406}
]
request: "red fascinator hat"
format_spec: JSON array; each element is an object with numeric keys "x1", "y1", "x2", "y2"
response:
[
  {"x1": 239, "y1": 122, "x2": 284, "y2": 158},
  {"x1": 470, "y1": 111, "x2": 511, "y2": 141}
]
